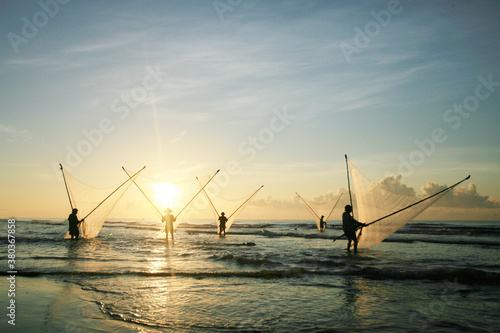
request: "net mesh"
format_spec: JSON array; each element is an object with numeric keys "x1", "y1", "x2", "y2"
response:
[
  {"x1": 200, "y1": 185, "x2": 263, "y2": 234},
  {"x1": 349, "y1": 161, "x2": 456, "y2": 249},
  {"x1": 296, "y1": 192, "x2": 343, "y2": 230},
  {"x1": 126, "y1": 169, "x2": 219, "y2": 236},
  {"x1": 62, "y1": 167, "x2": 141, "y2": 239}
]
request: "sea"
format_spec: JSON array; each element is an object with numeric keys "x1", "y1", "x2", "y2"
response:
[{"x1": 1, "y1": 218, "x2": 499, "y2": 332}]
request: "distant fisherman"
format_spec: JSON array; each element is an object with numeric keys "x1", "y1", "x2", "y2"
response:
[
  {"x1": 342, "y1": 205, "x2": 366, "y2": 252},
  {"x1": 162, "y1": 208, "x2": 176, "y2": 241},
  {"x1": 68, "y1": 208, "x2": 84, "y2": 240},
  {"x1": 218, "y1": 212, "x2": 227, "y2": 237},
  {"x1": 319, "y1": 215, "x2": 326, "y2": 232}
]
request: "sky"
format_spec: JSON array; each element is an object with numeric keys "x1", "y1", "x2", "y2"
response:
[{"x1": 1, "y1": 0, "x2": 499, "y2": 221}]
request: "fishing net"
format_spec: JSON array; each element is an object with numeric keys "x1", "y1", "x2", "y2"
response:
[
  {"x1": 124, "y1": 169, "x2": 219, "y2": 235},
  {"x1": 348, "y1": 161, "x2": 463, "y2": 249},
  {"x1": 199, "y1": 184, "x2": 264, "y2": 234},
  {"x1": 62, "y1": 167, "x2": 143, "y2": 239},
  {"x1": 296, "y1": 192, "x2": 343, "y2": 230}
]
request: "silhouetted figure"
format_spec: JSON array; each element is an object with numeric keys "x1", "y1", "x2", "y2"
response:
[
  {"x1": 68, "y1": 208, "x2": 83, "y2": 240},
  {"x1": 218, "y1": 212, "x2": 227, "y2": 237},
  {"x1": 319, "y1": 215, "x2": 326, "y2": 232},
  {"x1": 162, "y1": 208, "x2": 176, "y2": 241},
  {"x1": 342, "y1": 205, "x2": 366, "y2": 252}
]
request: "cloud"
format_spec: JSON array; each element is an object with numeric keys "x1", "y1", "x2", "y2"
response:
[
  {"x1": 250, "y1": 195, "x2": 300, "y2": 210},
  {"x1": 374, "y1": 174, "x2": 500, "y2": 209},
  {"x1": 170, "y1": 130, "x2": 187, "y2": 144},
  {"x1": 365, "y1": 173, "x2": 500, "y2": 211},
  {"x1": 308, "y1": 189, "x2": 344, "y2": 204},
  {"x1": 247, "y1": 188, "x2": 350, "y2": 220},
  {"x1": 378, "y1": 174, "x2": 416, "y2": 196},
  {"x1": 64, "y1": 40, "x2": 132, "y2": 55},
  {"x1": 243, "y1": 169, "x2": 500, "y2": 221},
  {"x1": 422, "y1": 182, "x2": 500, "y2": 209},
  {"x1": 0, "y1": 123, "x2": 31, "y2": 142}
]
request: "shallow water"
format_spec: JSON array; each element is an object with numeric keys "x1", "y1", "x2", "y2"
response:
[{"x1": 1, "y1": 219, "x2": 499, "y2": 332}]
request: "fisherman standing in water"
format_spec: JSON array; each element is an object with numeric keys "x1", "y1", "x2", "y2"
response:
[
  {"x1": 68, "y1": 208, "x2": 83, "y2": 240},
  {"x1": 218, "y1": 212, "x2": 227, "y2": 237},
  {"x1": 342, "y1": 205, "x2": 366, "y2": 252},
  {"x1": 162, "y1": 208, "x2": 176, "y2": 241},
  {"x1": 319, "y1": 215, "x2": 326, "y2": 232}
]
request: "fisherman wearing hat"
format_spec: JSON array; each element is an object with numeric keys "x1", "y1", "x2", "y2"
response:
[
  {"x1": 218, "y1": 212, "x2": 227, "y2": 237},
  {"x1": 162, "y1": 208, "x2": 176, "y2": 241},
  {"x1": 68, "y1": 208, "x2": 83, "y2": 240}
]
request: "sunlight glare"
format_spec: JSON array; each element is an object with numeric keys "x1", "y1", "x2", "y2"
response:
[{"x1": 152, "y1": 182, "x2": 179, "y2": 209}]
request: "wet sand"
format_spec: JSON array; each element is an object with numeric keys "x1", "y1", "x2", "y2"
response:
[{"x1": 1, "y1": 276, "x2": 143, "y2": 332}]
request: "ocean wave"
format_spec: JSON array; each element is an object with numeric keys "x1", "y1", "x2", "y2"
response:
[
  {"x1": 184, "y1": 229, "x2": 271, "y2": 236},
  {"x1": 95, "y1": 301, "x2": 170, "y2": 330},
  {"x1": 261, "y1": 230, "x2": 305, "y2": 238},
  {"x1": 399, "y1": 224, "x2": 500, "y2": 237},
  {"x1": 384, "y1": 238, "x2": 500, "y2": 247},
  {"x1": 297, "y1": 257, "x2": 346, "y2": 269},
  {"x1": 210, "y1": 252, "x2": 282, "y2": 268},
  {"x1": 234, "y1": 223, "x2": 282, "y2": 229},
  {"x1": 179, "y1": 223, "x2": 216, "y2": 229},
  {"x1": 351, "y1": 267, "x2": 500, "y2": 285},
  {"x1": 180, "y1": 222, "x2": 275, "y2": 229},
  {"x1": 29, "y1": 219, "x2": 68, "y2": 225},
  {"x1": 4, "y1": 267, "x2": 499, "y2": 284},
  {"x1": 21, "y1": 255, "x2": 135, "y2": 262},
  {"x1": 260, "y1": 229, "x2": 500, "y2": 247},
  {"x1": 3, "y1": 268, "x2": 312, "y2": 279}
]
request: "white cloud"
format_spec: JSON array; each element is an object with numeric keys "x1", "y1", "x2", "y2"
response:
[
  {"x1": 422, "y1": 182, "x2": 500, "y2": 209},
  {"x1": 373, "y1": 173, "x2": 499, "y2": 209},
  {"x1": 378, "y1": 174, "x2": 416, "y2": 196},
  {"x1": 170, "y1": 130, "x2": 188, "y2": 144},
  {"x1": 0, "y1": 123, "x2": 31, "y2": 142}
]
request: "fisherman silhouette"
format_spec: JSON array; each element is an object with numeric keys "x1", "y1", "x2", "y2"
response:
[
  {"x1": 319, "y1": 215, "x2": 326, "y2": 231},
  {"x1": 218, "y1": 212, "x2": 228, "y2": 237},
  {"x1": 162, "y1": 208, "x2": 176, "y2": 241},
  {"x1": 68, "y1": 208, "x2": 83, "y2": 240},
  {"x1": 342, "y1": 205, "x2": 366, "y2": 252}
]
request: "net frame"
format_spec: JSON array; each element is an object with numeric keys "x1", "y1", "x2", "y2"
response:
[
  {"x1": 348, "y1": 161, "x2": 469, "y2": 249},
  {"x1": 296, "y1": 192, "x2": 343, "y2": 230},
  {"x1": 123, "y1": 168, "x2": 220, "y2": 234},
  {"x1": 199, "y1": 183, "x2": 264, "y2": 234},
  {"x1": 61, "y1": 166, "x2": 144, "y2": 239}
]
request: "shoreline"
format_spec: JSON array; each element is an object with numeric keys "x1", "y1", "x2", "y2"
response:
[{"x1": 0, "y1": 276, "x2": 150, "y2": 332}]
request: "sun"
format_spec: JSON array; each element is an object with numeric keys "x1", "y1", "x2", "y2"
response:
[{"x1": 152, "y1": 182, "x2": 179, "y2": 209}]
